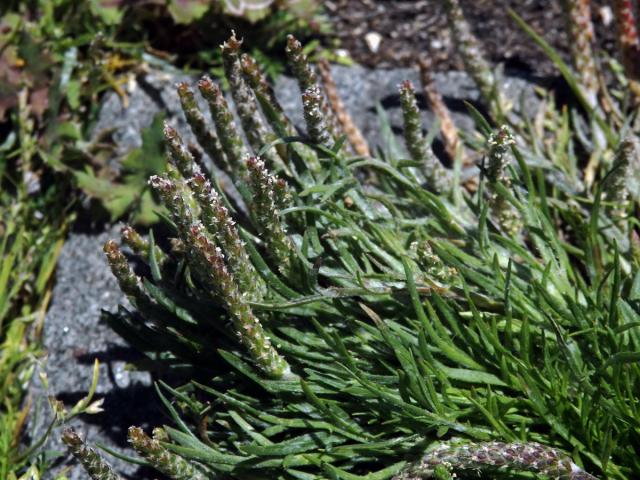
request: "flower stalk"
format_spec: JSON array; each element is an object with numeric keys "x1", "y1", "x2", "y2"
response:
[
  {"x1": 187, "y1": 222, "x2": 291, "y2": 378},
  {"x1": 418, "y1": 55, "x2": 462, "y2": 164},
  {"x1": 246, "y1": 156, "x2": 296, "y2": 276},
  {"x1": 399, "y1": 80, "x2": 451, "y2": 192},
  {"x1": 128, "y1": 426, "x2": 207, "y2": 480},
  {"x1": 317, "y1": 59, "x2": 370, "y2": 157},
  {"x1": 443, "y1": 0, "x2": 502, "y2": 112},
  {"x1": 394, "y1": 441, "x2": 598, "y2": 480},
  {"x1": 198, "y1": 76, "x2": 247, "y2": 172},
  {"x1": 177, "y1": 81, "x2": 227, "y2": 168},
  {"x1": 484, "y1": 126, "x2": 522, "y2": 236},
  {"x1": 61, "y1": 428, "x2": 122, "y2": 480}
]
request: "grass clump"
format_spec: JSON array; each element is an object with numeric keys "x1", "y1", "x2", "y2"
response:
[
  {"x1": 63, "y1": 3, "x2": 640, "y2": 480},
  {"x1": 0, "y1": 129, "x2": 67, "y2": 478}
]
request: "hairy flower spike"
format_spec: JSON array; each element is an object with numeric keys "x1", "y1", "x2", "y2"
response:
[
  {"x1": 604, "y1": 137, "x2": 638, "y2": 219},
  {"x1": 103, "y1": 240, "x2": 144, "y2": 299},
  {"x1": 246, "y1": 156, "x2": 296, "y2": 276},
  {"x1": 485, "y1": 126, "x2": 522, "y2": 235},
  {"x1": 241, "y1": 53, "x2": 294, "y2": 133},
  {"x1": 302, "y1": 86, "x2": 332, "y2": 146},
  {"x1": 393, "y1": 441, "x2": 597, "y2": 480},
  {"x1": 614, "y1": 0, "x2": 640, "y2": 101},
  {"x1": 285, "y1": 34, "x2": 319, "y2": 93},
  {"x1": 286, "y1": 34, "x2": 340, "y2": 139},
  {"x1": 152, "y1": 427, "x2": 169, "y2": 442},
  {"x1": 120, "y1": 225, "x2": 148, "y2": 256},
  {"x1": 443, "y1": 0, "x2": 501, "y2": 109},
  {"x1": 189, "y1": 172, "x2": 263, "y2": 298},
  {"x1": 163, "y1": 123, "x2": 201, "y2": 178},
  {"x1": 121, "y1": 225, "x2": 166, "y2": 264},
  {"x1": 412, "y1": 241, "x2": 457, "y2": 283},
  {"x1": 399, "y1": 80, "x2": 450, "y2": 192},
  {"x1": 221, "y1": 33, "x2": 281, "y2": 169},
  {"x1": 563, "y1": 0, "x2": 599, "y2": 110},
  {"x1": 149, "y1": 175, "x2": 198, "y2": 233},
  {"x1": 198, "y1": 76, "x2": 247, "y2": 173},
  {"x1": 187, "y1": 223, "x2": 291, "y2": 378},
  {"x1": 485, "y1": 126, "x2": 515, "y2": 183},
  {"x1": 176, "y1": 82, "x2": 227, "y2": 168},
  {"x1": 62, "y1": 428, "x2": 122, "y2": 480},
  {"x1": 128, "y1": 426, "x2": 207, "y2": 480},
  {"x1": 241, "y1": 51, "x2": 321, "y2": 172}
]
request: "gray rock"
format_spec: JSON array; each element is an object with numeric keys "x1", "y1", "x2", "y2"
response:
[
  {"x1": 33, "y1": 64, "x2": 538, "y2": 479},
  {"x1": 29, "y1": 227, "x2": 161, "y2": 480},
  {"x1": 91, "y1": 64, "x2": 537, "y2": 166}
]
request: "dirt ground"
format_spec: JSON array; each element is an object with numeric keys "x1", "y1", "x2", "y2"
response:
[{"x1": 326, "y1": 0, "x2": 618, "y2": 76}]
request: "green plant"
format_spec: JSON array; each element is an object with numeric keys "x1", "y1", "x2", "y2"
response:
[
  {"x1": 73, "y1": 113, "x2": 169, "y2": 225},
  {"x1": 169, "y1": 0, "x2": 322, "y2": 25},
  {"x1": 0, "y1": 95, "x2": 68, "y2": 478},
  {"x1": 1, "y1": 0, "x2": 332, "y2": 226},
  {"x1": 69, "y1": 3, "x2": 640, "y2": 480}
]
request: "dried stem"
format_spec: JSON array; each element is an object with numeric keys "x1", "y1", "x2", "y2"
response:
[
  {"x1": 418, "y1": 55, "x2": 463, "y2": 165},
  {"x1": 317, "y1": 59, "x2": 370, "y2": 157}
]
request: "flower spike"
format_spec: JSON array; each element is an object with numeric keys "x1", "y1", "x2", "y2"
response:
[
  {"x1": 302, "y1": 86, "x2": 333, "y2": 147},
  {"x1": 128, "y1": 426, "x2": 207, "y2": 480},
  {"x1": 176, "y1": 81, "x2": 227, "y2": 168},
  {"x1": 62, "y1": 428, "x2": 122, "y2": 480},
  {"x1": 394, "y1": 441, "x2": 597, "y2": 480},
  {"x1": 189, "y1": 172, "x2": 263, "y2": 298},
  {"x1": 186, "y1": 222, "x2": 291, "y2": 378},
  {"x1": 246, "y1": 156, "x2": 296, "y2": 276},
  {"x1": 221, "y1": 32, "x2": 281, "y2": 169},
  {"x1": 198, "y1": 76, "x2": 247, "y2": 173},
  {"x1": 484, "y1": 126, "x2": 522, "y2": 236},
  {"x1": 399, "y1": 80, "x2": 451, "y2": 192},
  {"x1": 443, "y1": 0, "x2": 503, "y2": 112}
]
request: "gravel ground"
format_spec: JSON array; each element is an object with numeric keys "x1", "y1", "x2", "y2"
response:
[
  {"x1": 28, "y1": 227, "x2": 162, "y2": 480},
  {"x1": 327, "y1": 0, "x2": 619, "y2": 75}
]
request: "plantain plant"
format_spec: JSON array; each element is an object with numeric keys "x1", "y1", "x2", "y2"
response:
[{"x1": 65, "y1": 2, "x2": 640, "y2": 479}]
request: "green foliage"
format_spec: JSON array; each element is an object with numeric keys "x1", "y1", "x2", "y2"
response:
[
  {"x1": 0, "y1": 0, "x2": 330, "y2": 225},
  {"x1": 0, "y1": 138, "x2": 67, "y2": 478},
  {"x1": 74, "y1": 114, "x2": 168, "y2": 225},
  {"x1": 89, "y1": 10, "x2": 640, "y2": 478},
  {"x1": 164, "y1": 0, "x2": 321, "y2": 26}
]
